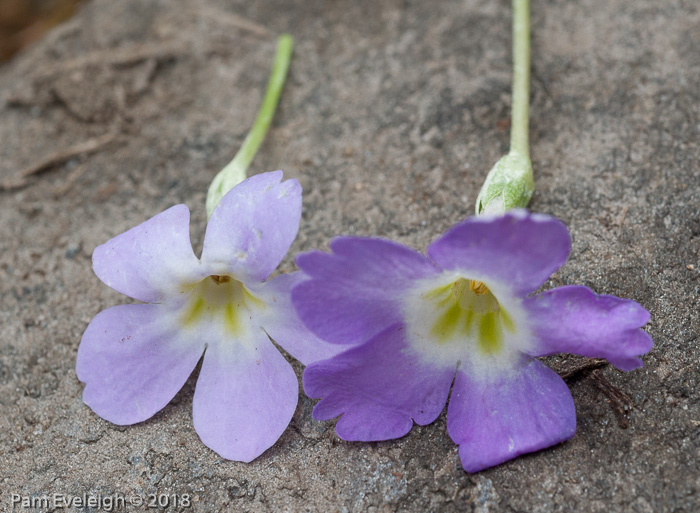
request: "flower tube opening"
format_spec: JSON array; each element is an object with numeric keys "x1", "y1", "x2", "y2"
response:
[
  {"x1": 179, "y1": 274, "x2": 265, "y2": 337},
  {"x1": 423, "y1": 277, "x2": 515, "y2": 357},
  {"x1": 403, "y1": 272, "x2": 532, "y2": 377}
]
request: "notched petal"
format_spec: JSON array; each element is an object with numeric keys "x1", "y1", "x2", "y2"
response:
[
  {"x1": 192, "y1": 333, "x2": 298, "y2": 462},
  {"x1": 92, "y1": 204, "x2": 202, "y2": 303},
  {"x1": 303, "y1": 324, "x2": 454, "y2": 441},
  {"x1": 427, "y1": 210, "x2": 571, "y2": 296},
  {"x1": 524, "y1": 285, "x2": 653, "y2": 370},
  {"x1": 447, "y1": 358, "x2": 576, "y2": 473},
  {"x1": 201, "y1": 171, "x2": 301, "y2": 283},
  {"x1": 293, "y1": 237, "x2": 439, "y2": 346},
  {"x1": 76, "y1": 304, "x2": 205, "y2": 425}
]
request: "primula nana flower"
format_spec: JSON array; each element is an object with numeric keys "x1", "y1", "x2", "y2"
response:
[
  {"x1": 77, "y1": 171, "x2": 341, "y2": 462},
  {"x1": 292, "y1": 210, "x2": 653, "y2": 472}
]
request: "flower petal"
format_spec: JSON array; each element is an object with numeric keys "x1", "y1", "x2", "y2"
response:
[
  {"x1": 524, "y1": 285, "x2": 653, "y2": 371},
  {"x1": 447, "y1": 358, "x2": 576, "y2": 473},
  {"x1": 192, "y1": 329, "x2": 298, "y2": 462},
  {"x1": 92, "y1": 204, "x2": 202, "y2": 303},
  {"x1": 201, "y1": 171, "x2": 301, "y2": 282},
  {"x1": 303, "y1": 324, "x2": 454, "y2": 441},
  {"x1": 253, "y1": 272, "x2": 350, "y2": 366},
  {"x1": 76, "y1": 304, "x2": 205, "y2": 424},
  {"x1": 427, "y1": 210, "x2": 571, "y2": 296},
  {"x1": 294, "y1": 237, "x2": 439, "y2": 345}
]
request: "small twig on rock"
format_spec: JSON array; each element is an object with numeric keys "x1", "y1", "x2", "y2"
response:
[
  {"x1": 554, "y1": 357, "x2": 608, "y2": 381},
  {"x1": 20, "y1": 133, "x2": 116, "y2": 179},
  {"x1": 195, "y1": 6, "x2": 271, "y2": 37},
  {"x1": 589, "y1": 369, "x2": 633, "y2": 429},
  {"x1": 51, "y1": 162, "x2": 89, "y2": 198},
  {"x1": 1, "y1": 133, "x2": 117, "y2": 192},
  {"x1": 31, "y1": 43, "x2": 184, "y2": 80},
  {"x1": 553, "y1": 357, "x2": 633, "y2": 429}
]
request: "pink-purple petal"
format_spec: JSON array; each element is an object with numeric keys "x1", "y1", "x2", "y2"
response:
[
  {"x1": 524, "y1": 285, "x2": 653, "y2": 371},
  {"x1": 201, "y1": 171, "x2": 301, "y2": 282},
  {"x1": 303, "y1": 324, "x2": 454, "y2": 441},
  {"x1": 254, "y1": 272, "x2": 350, "y2": 366},
  {"x1": 447, "y1": 358, "x2": 576, "y2": 473},
  {"x1": 76, "y1": 304, "x2": 205, "y2": 425},
  {"x1": 294, "y1": 237, "x2": 440, "y2": 345},
  {"x1": 192, "y1": 330, "x2": 298, "y2": 462},
  {"x1": 92, "y1": 205, "x2": 202, "y2": 303},
  {"x1": 427, "y1": 210, "x2": 571, "y2": 296}
]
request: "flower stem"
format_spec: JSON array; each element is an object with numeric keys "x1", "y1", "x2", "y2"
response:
[
  {"x1": 206, "y1": 34, "x2": 294, "y2": 217},
  {"x1": 475, "y1": 0, "x2": 533, "y2": 214},
  {"x1": 509, "y1": 0, "x2": 530, "y2": 159}
]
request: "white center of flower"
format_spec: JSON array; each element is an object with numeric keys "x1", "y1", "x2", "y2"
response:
[
  {"x1": 403, "y1": 272, "x2": 533, "y2": 376},
  {"x1": 179, "y1": 275, "x2": 264, "y2": 335}
]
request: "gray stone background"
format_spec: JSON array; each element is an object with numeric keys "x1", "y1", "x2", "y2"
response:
[{"x1": 0, "y1": 0, "x2": 698, "y2": 511}]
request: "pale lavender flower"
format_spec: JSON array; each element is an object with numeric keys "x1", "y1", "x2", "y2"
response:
[
  {"x1": 293, "y1": 210, "x2": 653, "y2": 472},
  {"x1": 77, "y1": 171, "x2": 342, "y2": 462}
]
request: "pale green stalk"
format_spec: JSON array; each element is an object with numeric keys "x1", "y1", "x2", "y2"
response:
[
  {"x1": 206, "y1": 34, "x2": 294, "y2": 217},
  {"x1": 509, "y1": 0, "x2": 530, "y2": 159},
  {"x1": 475, "y1": 0, "x2": 534, "y2": 214}
]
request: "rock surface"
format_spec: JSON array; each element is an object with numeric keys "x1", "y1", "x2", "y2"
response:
[{"x1": 1, "y1": 0, "x2": 698, "y2": 511}]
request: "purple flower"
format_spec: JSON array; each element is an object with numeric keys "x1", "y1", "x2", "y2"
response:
[
  {"x1": 292, "y1": 210, "x2": 653, "y2": 472},
  {"x1": 77, "y1": 171, "x2": 343, "y2": 462}
]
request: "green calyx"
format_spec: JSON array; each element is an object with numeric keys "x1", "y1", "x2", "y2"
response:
[{"x1": 475, "y1": 152, "x2": 534, "y2": 215}]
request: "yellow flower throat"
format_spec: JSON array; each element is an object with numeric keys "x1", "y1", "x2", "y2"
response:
[
  {"x1": 425, "y1": 278, "x2": 515, "y2": 355},
  {"x1": 180, "y1": 275, "x2": 264, "y2": 335}
]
